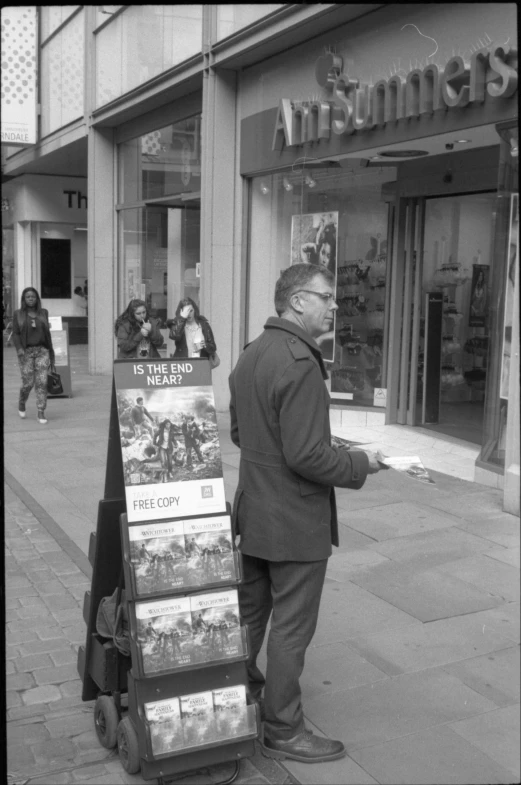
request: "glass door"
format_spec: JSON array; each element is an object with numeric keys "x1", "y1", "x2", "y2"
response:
[{"x1": 416, "y1": 193, "x2": 496, "y2": 443}]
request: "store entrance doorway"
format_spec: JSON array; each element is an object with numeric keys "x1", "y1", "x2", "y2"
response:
[{"x1": 396, "y1": 192, "x2": 495, "y2": 445}]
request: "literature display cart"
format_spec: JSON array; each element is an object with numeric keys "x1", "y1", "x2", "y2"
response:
[{"x1": 78, "y1": 359, "x2": 260, "y2": 782}]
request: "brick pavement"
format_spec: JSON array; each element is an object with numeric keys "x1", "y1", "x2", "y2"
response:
[{"x1": 5, "y1": 481, "x2": 297, "y2": 785}]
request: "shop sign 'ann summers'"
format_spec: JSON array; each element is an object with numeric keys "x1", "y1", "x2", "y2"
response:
[{"x1": 272, "y1": 44, "x2": 518, "y2": 150}]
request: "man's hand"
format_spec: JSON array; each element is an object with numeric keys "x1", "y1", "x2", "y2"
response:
[{"x1": 363, "y1": 449, "x2": 386, "y2": 474}]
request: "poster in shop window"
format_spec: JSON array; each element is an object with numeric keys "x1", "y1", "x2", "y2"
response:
[
  {"x1": 469, "y1": 264, "x2": 490, "y2": 327},
  {"x1": 114, "y1": 358, "x2": 226, "y2": 523},
  {"x1": 290, "y1": 211, "x2": 338, "y2": 363}
]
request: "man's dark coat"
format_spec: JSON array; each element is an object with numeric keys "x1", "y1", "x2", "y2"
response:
[{"x1": 229, "y1": 317, "x2": 369, "y2": 562}]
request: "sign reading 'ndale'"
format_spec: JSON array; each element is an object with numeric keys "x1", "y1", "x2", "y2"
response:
[{"x1": 273, "y1": 43, "x2": 518, "y2": 150}]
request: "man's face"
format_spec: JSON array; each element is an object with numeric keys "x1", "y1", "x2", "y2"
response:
[{"x1": 296, "y1": 275, "x2": 337, "y2": 339}]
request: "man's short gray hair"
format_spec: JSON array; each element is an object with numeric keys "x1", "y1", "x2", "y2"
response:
[{"x1": 274, "y1": 263, "x2": 335, "y2": 316}]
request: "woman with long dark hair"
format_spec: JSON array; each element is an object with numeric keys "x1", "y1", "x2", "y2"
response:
[
  {"x1": 167, "y1": 297, "x2": 217, "y2": 360},
  {"x1": 12, "y1": 287, "x2": 55, "y2": 424},
  {"x1": 115, "y1": 299, "x2": 164, "y2": 359}
]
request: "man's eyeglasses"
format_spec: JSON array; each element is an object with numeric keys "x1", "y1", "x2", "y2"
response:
[{"x1": 294, "y1": 290, "x2": 336, "y2": 303}]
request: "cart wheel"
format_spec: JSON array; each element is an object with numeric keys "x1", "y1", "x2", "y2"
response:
[
  {"x1": 94, "y1": 695, "x2": 119, "y2": 749},
  {"x1": 117, "y1": 716, "x2": 141, "y2": 774}
]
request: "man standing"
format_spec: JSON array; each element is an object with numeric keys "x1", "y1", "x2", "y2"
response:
[
  {"x1": 229, "y1": 263, "x2": 382, "y2": 763},
  {"x1": 181, "y1": 414, "x2": 205, "y2": 467},
  {"x1": 131, "y1": 397, "x2": 155, "y2": 438}
]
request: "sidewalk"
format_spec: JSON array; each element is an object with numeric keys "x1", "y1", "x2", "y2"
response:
[{"x1": 5, "y1": 345, "x2": 520, "y2": 785}]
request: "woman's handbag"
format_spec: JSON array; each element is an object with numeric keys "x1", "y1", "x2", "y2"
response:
[
  {"x1": 47, "y1": 365, "x2": 63, "y2": 395},
  {"x1": 208, "y1": 352, "x2": 220, "y2": 370}
]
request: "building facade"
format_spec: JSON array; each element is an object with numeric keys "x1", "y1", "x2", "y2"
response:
[{"x1": 1, "y1": 4, "x2": 518, "y2": 510}]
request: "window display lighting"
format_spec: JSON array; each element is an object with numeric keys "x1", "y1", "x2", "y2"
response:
[
  {"x1": 305, "y1": 175, "x2": 316, "y2": 188},
  {"x1": 283, "y1": 177, "x2": 293, "y2": 191},
  {"x1": 259, "y1": 181, "x2": 269, "y2": 195}
]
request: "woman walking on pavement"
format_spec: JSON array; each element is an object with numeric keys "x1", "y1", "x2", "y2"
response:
[
  {"x1": 167, "y1": 297, "x2": 217, "y2": 360},
  {"x1": 12, "y1": 287, "x2": 55, "y2": 424},
  {"x1": 115, "y1": 299, "x2": 164, "y2": 359}
]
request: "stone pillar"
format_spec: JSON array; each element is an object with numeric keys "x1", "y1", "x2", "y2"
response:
[
  {"x1": 200, "y1": 66, "x2": 242, "y2": 411},
  {"x1": 87, "y1": 126, "x2": 116, "y2": 374}
]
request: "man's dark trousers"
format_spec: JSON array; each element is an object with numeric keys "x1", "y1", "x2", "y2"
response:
[{"x1": 239, "y1": 553, "x2": 328, "y2": 741}]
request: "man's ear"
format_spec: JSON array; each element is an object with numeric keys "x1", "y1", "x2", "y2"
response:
[{"x1": 290, "y1": 292, "x2": 304, "y2": 314}]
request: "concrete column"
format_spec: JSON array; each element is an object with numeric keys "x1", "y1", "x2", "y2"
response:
[
  {"x1": 87, "y1": 126, "x2": 116, "y2": 374},
  {"x1": 200, "y1": 67, "x2": 242, "y2": 411},
  {"x1": 14, "y1": 220, "x2": 33, "y2": 299},
  {"x1": 503, "y1": 253, "x2": 520, "y2": 516}
]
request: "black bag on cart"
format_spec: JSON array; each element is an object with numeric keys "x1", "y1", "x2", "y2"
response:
[{"x1": 96, "y1": 587, "x2": 130, "y2": 656}]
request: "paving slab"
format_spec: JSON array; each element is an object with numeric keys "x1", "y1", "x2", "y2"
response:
[
  {"x1": 326, "y1": 548, "x2": 390, "y2": 580},
  {"x1": 453, "y1": 517, "x2": 520, "y2": 549},
  {"x1": 343, "y1": 501, "x2": 457, "y2": 541},
  {"x1": 350, "y1": 560, "x2": 502, "y2": 622},
  {"x1": 313, "y1": 581, "x2": 421, "y2": 644},
  {"x1": 334, "y1": 523, "x2": 379, "y2": 551},
  {"x1": 436, "y1": 553, "x2": 521, "y2": 602},
  {"x1": 304, "y1": 668, "x2": 498, "y2": 753},
  {"x1": 301, "y1": 641, "x2": 388, "y2": 697},
  {"x1": 349, "y1": 723, "x2": 516, "y2": 784},
  {"x1": 442, "y1": 645, "x2": 520, "y2": 707},
  {"x1": 346, "y1": 615, "x2": 516, "y2": 675},
  {"x1": 366, "y1": 525, "x2": 495, "y2": 565},
  {"x1": 449, "y1": 704, "x2": 521, "y2": 781},
  {"x1": 485, "y1": 545, "x2": 521, "y2": 568}
]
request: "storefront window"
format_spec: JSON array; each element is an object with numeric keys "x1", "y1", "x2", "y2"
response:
[
  {"x1": 119, "y1": 117, "x2": 201, "y2": 203},
  {"x1": 95, "y1": 5, "x2": 203, "y2": 108},
  {"x1": 216, "y1": 5, "x2": 284, "y2": 41},
  {"x1": 118, "y1": 116, "x2": 202, "y2": 351},
  {"x1": 40, "y1": 9, "x2": 84, "y2": 137},
  {"x1": 247, "y1": 165, "x2": 396, "y2": 406}
]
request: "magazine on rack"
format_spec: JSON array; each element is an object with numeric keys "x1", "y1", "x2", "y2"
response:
[
  {"x1": 144, "y1": 697, "x2": 184, "y2": 757},
  {"x1": 179, "y1": 690, "x2": 216, "y2": 748},
  {"x1": 190, "y1": 589, "x2": 244, "y2": 665},
  {"x1": 114, "y1": 359, "x2": 226, "y2": 523},
  {"x1": 183, "y1": 516, "x2": 236, "y2": 587},
  {"x1": 213, "y1": 684, "x2": 250, "y2": 740},
  {"x1": 127, "y1": 514, "x2": 237, "y2": 596},
  {"x1": 135, "y1": 596, "x2": 195, "y2": 675}
]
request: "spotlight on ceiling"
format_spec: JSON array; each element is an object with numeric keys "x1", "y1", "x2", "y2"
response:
[
  {"x1": 305, "y1": 175, "x2": 316, "y2": 188},
  {"x1": 283, "y1": 177, "x2": 293, "y2": 191},
  {"x1": 260, "y1": 181, "x2": 269, "y2": 195}
]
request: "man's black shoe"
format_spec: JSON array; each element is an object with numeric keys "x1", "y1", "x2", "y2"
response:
[{"x1": 262, "y1": 729, "x2": 345, "y2": 762}]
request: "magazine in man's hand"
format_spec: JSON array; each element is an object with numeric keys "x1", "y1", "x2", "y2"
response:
[
  {"x1": 331, "y1": 434, "x2": 368, "y2": 450},
  {"x1": 378, "y1": 455, "x2": 435, "y2": 484}
]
